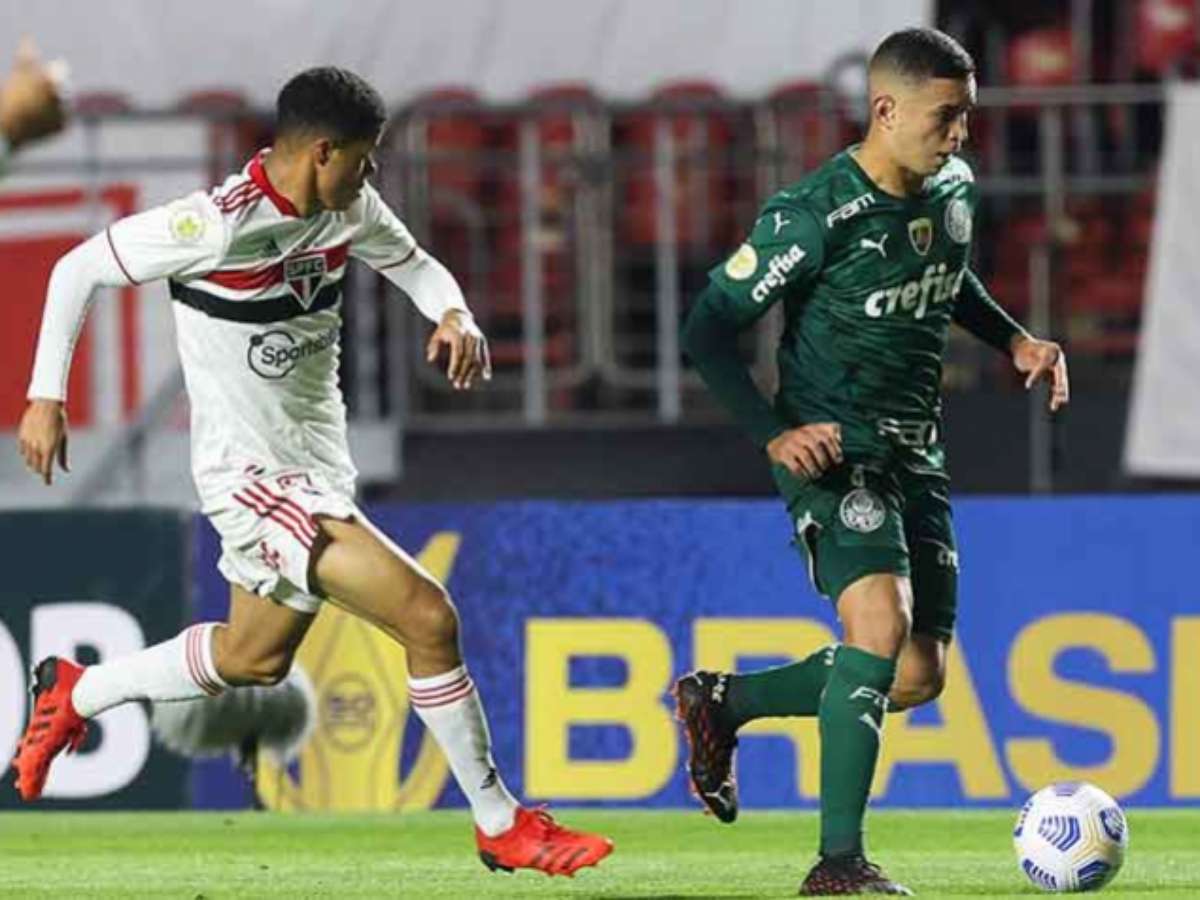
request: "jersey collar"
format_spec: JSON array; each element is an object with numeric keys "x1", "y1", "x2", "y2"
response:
[{"x1": 249, "y1": 149, "x2": 301, "y2": 218}]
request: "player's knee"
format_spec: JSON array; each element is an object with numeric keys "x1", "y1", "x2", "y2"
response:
[
  {"x1": 890, "y1": 670, "x2": 944, "y2": 711},
  {"x1": 407, "y1": 582, "x2": 460, "y2": 651},
  {"x1": 218, "y1": 648, "x2": 294, "y2": 687}
]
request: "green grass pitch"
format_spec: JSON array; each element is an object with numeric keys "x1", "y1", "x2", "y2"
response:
[{"x1": 0, "y1": 809, "x2": 1197, "y2": 897}]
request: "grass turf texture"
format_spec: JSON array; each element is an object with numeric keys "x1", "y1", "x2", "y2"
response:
[{"x1": 0, "y1": 810, "x2": 1196, "y2": 898}]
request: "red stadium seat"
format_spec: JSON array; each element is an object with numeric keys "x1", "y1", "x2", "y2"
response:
[
  {"x1": 762, "y1": 80, "x2": 858, "y2": 181},
  {"x1": 615, "y1": 81, "x2": 738, "y2": 250},
  {"x1": 176, "y1": 89, "x2": 264, "y2": 179},
  {"x1": 72, "y1": 91, "x2": 133, "y2": 116}
]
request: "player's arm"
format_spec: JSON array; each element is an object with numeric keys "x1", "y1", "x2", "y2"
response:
[
  {"x1": 953, "y1": 269, "x2": 1069, "y2": 412},
  {"x1": 682, "y1": 205, "x2": 842, "y2": 478},
  {"x1": 351, "y1": 185, "x2": 489, "y2": 390},
  {"x1": 19, "y1": 195, "x2": 227, "y2": 484}
]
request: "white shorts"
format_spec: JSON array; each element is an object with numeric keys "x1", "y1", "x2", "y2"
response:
[{"x1": 207, "y1": 468, "x2": 357, "y2": 615}]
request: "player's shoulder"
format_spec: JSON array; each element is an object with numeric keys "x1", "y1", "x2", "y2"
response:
[
  {"x1": 767, "y1": 150, "x2": 872, "y2": 229},
  {"x1": 343, "y1": 181, "x2": 393, "y2": 227},
  {"x1": 925, "y1": 154, "x2": 975, "y2": 192}
]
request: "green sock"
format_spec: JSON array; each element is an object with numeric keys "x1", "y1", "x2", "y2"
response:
[
  {"x1": 722, "y1": 644, "x2": 838, "y2": 727},
  {"x1": 817, "y1": 646, "x2": 896, "y2": 858}
]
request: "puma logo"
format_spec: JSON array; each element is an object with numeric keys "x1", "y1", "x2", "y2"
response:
[
  {"x1": 860, "y1": 234, "x2": 889, "y2": 258},
  {"x1": 480, "y1": 767, "x2": 498, "y2": 790}
]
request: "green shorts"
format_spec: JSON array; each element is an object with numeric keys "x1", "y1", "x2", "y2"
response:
[{"x1": 771, "y1": 459, "x2": 958, "y2": 642}]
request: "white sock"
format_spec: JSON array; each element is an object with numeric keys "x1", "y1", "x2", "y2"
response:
[
  {"x1": 71, "y1": 623, "x2": 229, "y2": 718},
  {"x1": 408, "y1": 665, "x2": 519, "y2": 836}
]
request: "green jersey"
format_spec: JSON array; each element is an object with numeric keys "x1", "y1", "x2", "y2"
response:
[{"x1": 706, "y1": 149, "x2": 984, "y2": 464}]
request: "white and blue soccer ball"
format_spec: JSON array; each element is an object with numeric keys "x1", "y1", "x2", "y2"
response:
[{"x1": 1013, "y1": 782, "x2": 1128, "y2": 892}]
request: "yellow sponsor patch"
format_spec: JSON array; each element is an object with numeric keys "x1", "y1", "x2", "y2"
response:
[
  {"x1": 724, "y1": 243, "x2": 759, "y2": 280},
  {"x1": 168, "y1": 205, "x2": 206, "y2": 245}
]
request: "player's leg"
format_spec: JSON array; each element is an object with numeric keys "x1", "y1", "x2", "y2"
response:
[
  {"x1": 310, "y1": 513, "x2": 613, "y2": 876},
  {"x1": 798, "y1": 571, "x2": 913, "y2": 896},
  {"x1": 10, "y1": 584, "x2": 311, "y2": 801}
]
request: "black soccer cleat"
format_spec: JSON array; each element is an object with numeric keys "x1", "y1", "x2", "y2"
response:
[
  {"x1": 673, "y1": 670, "x2": 739, "y2": 823},
  {"x1": 798, "y1": 854, "x2": 913, "y2": 896}
]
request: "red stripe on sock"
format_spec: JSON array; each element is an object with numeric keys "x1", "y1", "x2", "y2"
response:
[
  {"x1": 410, "y1": 681, "x2": 475, "y2": 708},
  {"x1": 186, "y1": 626, "x2": 221, "y2": 696},
  {"x1": 408, "y1": 673, "x2": 471, "y2": 701}
]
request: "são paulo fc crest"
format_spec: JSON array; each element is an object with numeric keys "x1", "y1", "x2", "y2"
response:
[
  {"x1": 908, "y1": 217, "x2": 934, "y2": 256},
  {"x1": 945, "y1": 198, "x2": 972, "y2": 244},
  {"x1": 284, "y1": 253, "x2": 328, "y2": 308},
  {"x1": 840, "y1": 488, "x2": 886, "y2": 533}
]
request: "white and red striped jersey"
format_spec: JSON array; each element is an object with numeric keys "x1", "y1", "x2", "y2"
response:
[{"x1": 103, "y1": 150, "x2": 425, "y2": 506}]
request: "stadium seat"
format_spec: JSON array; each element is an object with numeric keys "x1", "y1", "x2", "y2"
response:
[
  {"x1": 760, "y1": 80, "x2": 857, "y2": 184},
  {"x1": 176, "y1": 89, "x2": 263, "y2": 179},
  {"x1": 615, "y1": 80, "x2": 738, "y2": 251}
]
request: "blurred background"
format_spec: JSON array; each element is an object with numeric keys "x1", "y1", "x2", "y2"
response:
[{"x1": 0, "y1": 1, "x2": 1196, "y2": 818}]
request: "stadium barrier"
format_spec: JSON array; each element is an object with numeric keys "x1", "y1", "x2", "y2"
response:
[
  {"x1": 0, "y1": 510, "x2": 190, "y2": 809},
  {"x1": 188, "y1": 495, "x2": 1198, "y2": 811},
  {"x1": 2, "y1": 499, "x2": 1193, "y2": 810}
]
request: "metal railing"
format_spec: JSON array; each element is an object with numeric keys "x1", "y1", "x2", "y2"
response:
[{"x1": 0, "y1": 82, "x2": 1168, "y2": 501}]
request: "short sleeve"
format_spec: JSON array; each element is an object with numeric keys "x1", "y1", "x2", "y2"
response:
[
  {"x1": 105, "y1": 191, "x2": 229, "y2": 284},
  {"x1": 708, "y1": 202, "x2": 825, "y2": 326},
  {"x1": 348, "y1": 183, "x2": 419, "y2": 270}
]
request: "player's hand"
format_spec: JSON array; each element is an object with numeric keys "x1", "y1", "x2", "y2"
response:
[
  {"x1": 0, "y1": 38, "x2": 68, "y2": 150},
  {"x1": 18, "y1": 398, "x2": 69, "y2": 486},
  {"x1": 1011, "y1": 334, "x2": 1069, "y2": 413},
  {"x1": 767, "y1": 423, "x2": 843, "y2": 479},
  {"x1": 426, "y1": 309, "x2": 492, "y2": 390}
]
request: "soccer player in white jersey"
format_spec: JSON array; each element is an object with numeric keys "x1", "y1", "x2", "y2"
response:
[{"x1": 13, "y1": 67, "x2": 613, "y2": 878}]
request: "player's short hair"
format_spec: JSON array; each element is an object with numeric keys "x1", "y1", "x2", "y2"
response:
[
  {"x1": 870, "y1": 28, "x2": 975, "y2": 83},
  {"x1": 276, "y1": 67, "x2": 386, "y2": 144}
]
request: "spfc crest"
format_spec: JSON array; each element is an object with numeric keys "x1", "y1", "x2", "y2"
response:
[
  {"x1": 908, "y1": 217, "x2": 934, "y2": 256},
  {"x1": 284, "y1": 253, "x2": 328, "y2": 308}
]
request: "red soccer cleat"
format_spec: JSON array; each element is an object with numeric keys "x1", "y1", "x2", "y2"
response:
[
  {"x1": 11, "y1": 657, "x2": 88, "y2": 801},
  {"x1": 476, "y1": 806, "x2": 614, "y2": 877}
]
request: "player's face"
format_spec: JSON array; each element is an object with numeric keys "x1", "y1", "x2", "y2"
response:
[
  {"x1": 893, "y1": 75, "x2": 975, "y2": 176},
  {"x1": 315, "y1": 134, "x2": 380, "y2": 211}
]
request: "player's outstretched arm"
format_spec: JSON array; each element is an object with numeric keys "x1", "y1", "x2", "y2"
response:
[
  {"x1": 378, "y1": 249, "x2": 491, "y2": 391},
  {"x1": 20, "y1": 233, "x2": 129, "y2": 485},
  {"x1": 1011, "y1": 333, "x2": 1069, "y2": 412},
  {"x1": 352, "y1": 185, "x2": 490, "y2": 390},
  {"x1": 20, "y1": 194, "x2": 226, "y2": 485},
  {"x1": 951, "y1": 269, "x2": 1068, "y2": 412}
]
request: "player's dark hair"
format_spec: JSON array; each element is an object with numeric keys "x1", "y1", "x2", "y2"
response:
[
  {"x1": 276, "y1": 67, "x2": 386, "y2": 143},
  {"x1": 870, "y1": 28, "x2": 975, "y2": 82}
]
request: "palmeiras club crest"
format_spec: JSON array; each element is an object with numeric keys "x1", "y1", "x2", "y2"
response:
[
  {"x1": 908, "y1": 217, "x2": 934, "y2": 256},
  {"x1": 284, "y1": 253, "x2": 328, "y2": 308}
]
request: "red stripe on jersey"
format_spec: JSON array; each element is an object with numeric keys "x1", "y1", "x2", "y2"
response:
[
  {"x1": 214, "y1": 180, "x2": 255, "y2": 210},
  {"x1": 244, "y1": 482, "x2": 319, "y2": 542},
  {"x1": 375, "y1": 247, "x2": 418, "y2": 271},
  {"x1": 239, "y1": 486, "x2": 318, "y2": 544},
  {"x1": 249, "y1": 150, "x2": 300, "y2": 217},
  {"x1": 250, "y1": 481, "x2": 320, "y2": 539},
  {"x1": 234, "y1": 491, "x2": 314, "y2": 549},
  {"x1": 105, "y1": 227, "x2": 139, "y2": 285},
  {"x1": 203, "y1": 241, "x2": 350, "y2": 292},
  {"x1": 218, "y1": 185, "x2": 263, "y2": 214}
]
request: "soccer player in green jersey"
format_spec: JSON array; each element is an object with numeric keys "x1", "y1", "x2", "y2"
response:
[{"x1": 674, "y1": 27, "x2": 1069, "y2": 896}]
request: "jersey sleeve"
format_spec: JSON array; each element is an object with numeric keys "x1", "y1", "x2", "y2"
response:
[
  {"x1": 105, "y1": 191, "x2": 229, "y2": 284},
  {"x1": 707, "y1": 201, "x2": 826, "y2": 326},
  {"x1": 348, "y1": 182, "x2": 419, "y2": 270}
]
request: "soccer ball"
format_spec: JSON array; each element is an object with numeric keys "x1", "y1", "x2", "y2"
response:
[{"x1": 1013, "y1": 782, "x2": 1128, "y2": 892}]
